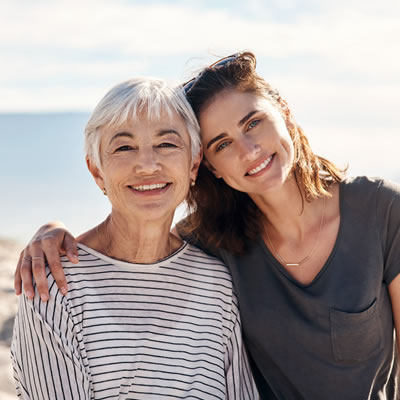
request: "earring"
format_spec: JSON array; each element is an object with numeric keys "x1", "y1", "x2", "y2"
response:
[
  {"x1": 102, "y1": 187, "x2": 107, "y2": 195},
  {"x1": 190, "y1": 180, "x2": 196, "y2": 187}
]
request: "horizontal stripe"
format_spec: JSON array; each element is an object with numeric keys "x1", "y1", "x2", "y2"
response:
[{"x1": 11, "y1": 242, "x2": 258, "y2": 399}]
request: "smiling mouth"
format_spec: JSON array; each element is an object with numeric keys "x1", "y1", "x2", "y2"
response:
[
  {"x1": 246, "y1": 154, "x2": 274, "y2": 176},
  {"x1": 129, "y1": 183, "x2": 170, "y2": 192}
]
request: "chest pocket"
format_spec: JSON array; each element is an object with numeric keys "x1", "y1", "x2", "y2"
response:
[{"x1": 330, "y1": 299, "x2": 383, "y2": 362}]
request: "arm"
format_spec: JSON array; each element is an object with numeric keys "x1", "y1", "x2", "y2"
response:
[
  {"x1": 225, "y1": 298, "x2": 259, "y2": 400},
  {"x1": 389, "y1": 276, "x2": 400, "y2": 353},
  {"x1": 15, "y1": 221, "x2": 78, "y2": 301},
  {"x1": 11, "y1": 280, "x2": 90, "y2": 399}
]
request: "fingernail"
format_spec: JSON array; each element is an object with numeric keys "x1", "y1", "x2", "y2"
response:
[
  {"x1": 40, "y1": 293, "x2": 49, "y2": 302},
  {"x1": 26, "y1": 290, "x2": 34, "y2": 299},
  {"x1": 60, "y1": 287, "x2": 68, "y2": 295}
]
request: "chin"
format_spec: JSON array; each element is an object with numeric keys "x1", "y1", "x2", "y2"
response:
[{"x1": 135, "y1": 203, "x2": 176, "y2": 219}]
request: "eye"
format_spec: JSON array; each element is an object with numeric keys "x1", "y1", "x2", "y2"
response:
[
  {"x1": 157, "y1": 142, "x2": 178, "y2": 148},
  {"x1": 115, "y1": 145, "x2": 133, "y2": 152},
  {"x1": 216, "y1": 140, "x2": 231, "y2": 152},
  {"x1": 248, "y1": 119, "x2": 260, "y2": 130}
]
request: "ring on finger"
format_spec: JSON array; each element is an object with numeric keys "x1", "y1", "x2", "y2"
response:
[{"x1": 32, "y1": 256, "x2": 45, "y2": 261}]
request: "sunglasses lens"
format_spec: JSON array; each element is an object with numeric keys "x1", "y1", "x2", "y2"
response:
[
  {"x1": 183, "y1": 53, "x2": 240, "y2": 95},
  {"x1": 183, "y1": 79, "x2": 195, "y2": 94},
  {"x1": 211, "y1": 55, "x2": 238, "y2": 69}
]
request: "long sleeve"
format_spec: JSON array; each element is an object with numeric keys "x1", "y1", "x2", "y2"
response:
[
  {"x1": 11, "y1": 284, "x2": 90, "y2": 399},
  {"x1": 225, "y1": 296, "x2": 259, "y2": 400}
]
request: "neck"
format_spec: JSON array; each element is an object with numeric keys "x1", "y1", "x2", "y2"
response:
[
  {"x1": 250, "y1": 175, "x2": 320, "y2": 241},
  {"x1": 78, "y1": 211, "x2": 181, "y2": 264}
]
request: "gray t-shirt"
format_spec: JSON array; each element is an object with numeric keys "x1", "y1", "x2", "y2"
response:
[{"x1": 182, "y1": 176, "x2": 400, "y2": 400}]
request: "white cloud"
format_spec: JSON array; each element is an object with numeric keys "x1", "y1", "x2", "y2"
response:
[
  {"x1": 2, "y1": 1, "x2": 399, "y2": 61},
  {"x1": 0, "y1": 56, "x2": 147, "y2": 83},
  {"x1": 0, "y1": 86, "x2": 105, "y2": 112},
  {"x1": 0, "y1": 0, "x2": 399, "y2": 110}
]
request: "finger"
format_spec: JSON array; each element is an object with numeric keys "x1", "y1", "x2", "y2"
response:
[
  {"x1": 14, "y1": 252, "x2": 24, "y2": 295},
  {"x1": 31, "y1": 253, "x2": 50, "y2": 302},
  {"x1": 42, "y1": 239, "x2": 68, "y2": 295},
  {"x1": 62, "y1": 233, "x2": 79, "y2": 264},
  {"x1": 20, "y1": 254, "x2": 35, "y2": 299}
]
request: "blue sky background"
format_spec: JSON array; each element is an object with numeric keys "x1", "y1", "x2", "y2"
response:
[{"x1": 1, "y1": 0, "x2": 399, "y2": 242}]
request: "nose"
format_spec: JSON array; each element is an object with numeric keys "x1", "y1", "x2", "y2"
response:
[
  {"x1": 134, "y1": 149, "x2": 162, "y2": 175},
  {"x1": 238, "y1": 136, "x2": 261, "y2": 162}
]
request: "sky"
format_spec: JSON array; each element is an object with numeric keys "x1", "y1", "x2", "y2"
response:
[{"x1": 1, "y1": 0, "x2": 400, "y2": 242}]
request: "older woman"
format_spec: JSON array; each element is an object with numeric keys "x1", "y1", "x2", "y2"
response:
[{"x1": 11, "y1": 78, "x2": 257, "y2": 399}]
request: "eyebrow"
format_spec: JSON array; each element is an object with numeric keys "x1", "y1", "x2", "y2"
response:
[
  {"x1": 109, "y1": 129, "x2": 181, "y2": 145},
  {"x1": 206, "y1": 133, "x2": 227, "y2": 150},
  {"x1": 206, "y1": 110, "x2": 260, "y2": 150},
  {"x1": 109, "y1": 132, "x2": 134, "y2": 145},
  {"x1": 238, "y1": 110, "x2": 259, "y2": 126},
  {"x1": 157, "y1": 129, "x2": 181, "y2": 138}
]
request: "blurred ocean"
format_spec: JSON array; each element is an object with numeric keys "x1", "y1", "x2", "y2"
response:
[
  {"x1": 0, "y1": 112, "x2": 110, "y2": 242},
  {"x1": 1, "y1": 112, "x2": 399, "y2": 243}
]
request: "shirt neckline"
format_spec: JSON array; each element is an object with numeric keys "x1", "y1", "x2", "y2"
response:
[
  {"x1": 258, "y1": 180, "x2": 345, "y2": 288},
  {"x1": 76, "y1": 241, "x2": 189, "y2": 269}
]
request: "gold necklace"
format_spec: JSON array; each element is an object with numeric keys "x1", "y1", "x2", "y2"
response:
[{"x1": 264, "y1": 197, "x2": 326, "y2": 267}]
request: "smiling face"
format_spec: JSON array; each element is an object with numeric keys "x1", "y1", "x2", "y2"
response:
[
  {"x1": 199, "y1": 89, "x2": 295, "y2": 198},
  {"x1": 88, "y1": 109, "x2": 200, "y2": 223}
]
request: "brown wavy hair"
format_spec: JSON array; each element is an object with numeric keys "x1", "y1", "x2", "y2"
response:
[{"x1": 181, "y1": 52, "x2": 345, "y2": 255}]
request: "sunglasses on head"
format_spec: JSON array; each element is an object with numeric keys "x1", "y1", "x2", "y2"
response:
[{"x1": 183, "y1": 53, "x2": 241, "y2": 95}]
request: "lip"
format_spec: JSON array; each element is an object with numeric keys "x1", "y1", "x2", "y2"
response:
[
  {"x1": 127, "y1": 181, "x2": 172, "y2": 195},
  {"x1": 245, "y1": 154, "x2": 275, "y2": 177}
]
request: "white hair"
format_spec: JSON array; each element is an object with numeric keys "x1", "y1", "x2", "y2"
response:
[{"x1": 84, "y1": 77, "x2": 201, "y2": 168}]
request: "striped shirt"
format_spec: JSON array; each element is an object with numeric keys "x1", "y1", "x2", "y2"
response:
[{"x1": 11, "y1": 242, "x2": 258, "y2": 399}]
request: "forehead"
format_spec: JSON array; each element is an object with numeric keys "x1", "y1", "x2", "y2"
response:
[
  {"x1": 200, "y1": 89, "x2": 278, "y2": 125},
  {"x1": 101, "y1": 108, "x2": 189, "y2": 140}
]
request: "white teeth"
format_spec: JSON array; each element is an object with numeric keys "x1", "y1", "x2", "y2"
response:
[
  {"x1": 131, "y1": 183, "x2": 168, "y2": 191},
  {"x1": 248, "y1": 156, "x2": 273, "y2": 175}
]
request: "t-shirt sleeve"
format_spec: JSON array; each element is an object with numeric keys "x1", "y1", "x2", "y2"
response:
[
  {"x1": 377, "y1": 179, "x2": 400, "y2": 285},
  {"x1": 11, "y1": 278, "x2": 90, "y2": 399}
]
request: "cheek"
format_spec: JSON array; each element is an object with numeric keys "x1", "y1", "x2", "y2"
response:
[
  {"x1": 102, "y1": 165, "x2": 127, "y2": 187},
  {"x1": 274, "y1": 122, "x2": 294, "y2": 155},
  {"x1": 208, "y1": 158, "x2": 234, "y2": 180}
]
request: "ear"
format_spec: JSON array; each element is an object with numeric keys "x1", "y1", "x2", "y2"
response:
[
  {"x1": 86, "y1": 157, "x2": 105, "y2": 191},
  {"x1": 203, "y1": 158, "x2": 222, "y2": 179},
  {"x1": 189, "y1": 147, "x2": 203, "y2": 182}
]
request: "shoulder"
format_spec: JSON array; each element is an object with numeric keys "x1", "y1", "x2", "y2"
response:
[
  {"x1": 178, "y1": 243, "x2": 232, "y2": 276},
  {"x1": 174, "y1": 243, "x2": 234, "y2": 295},
  {"x1": 342, "y1": 175, "x2": 399, "y2": 192},
  {"x1": 59, "y1": 243, "x2": 112, "y2": 276},
  {"x1": 340, "y1": 176, "x2": 400, "y2": 207},
  {"x1": 341, "y1": 176, "x2": 383, "y2": 193},
  {"x1": 341, "y1": 176, "x2": 400, "y2": 244},
  {"x1": 376, "y1": 178, "x2": 400, "y2": 201}
]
